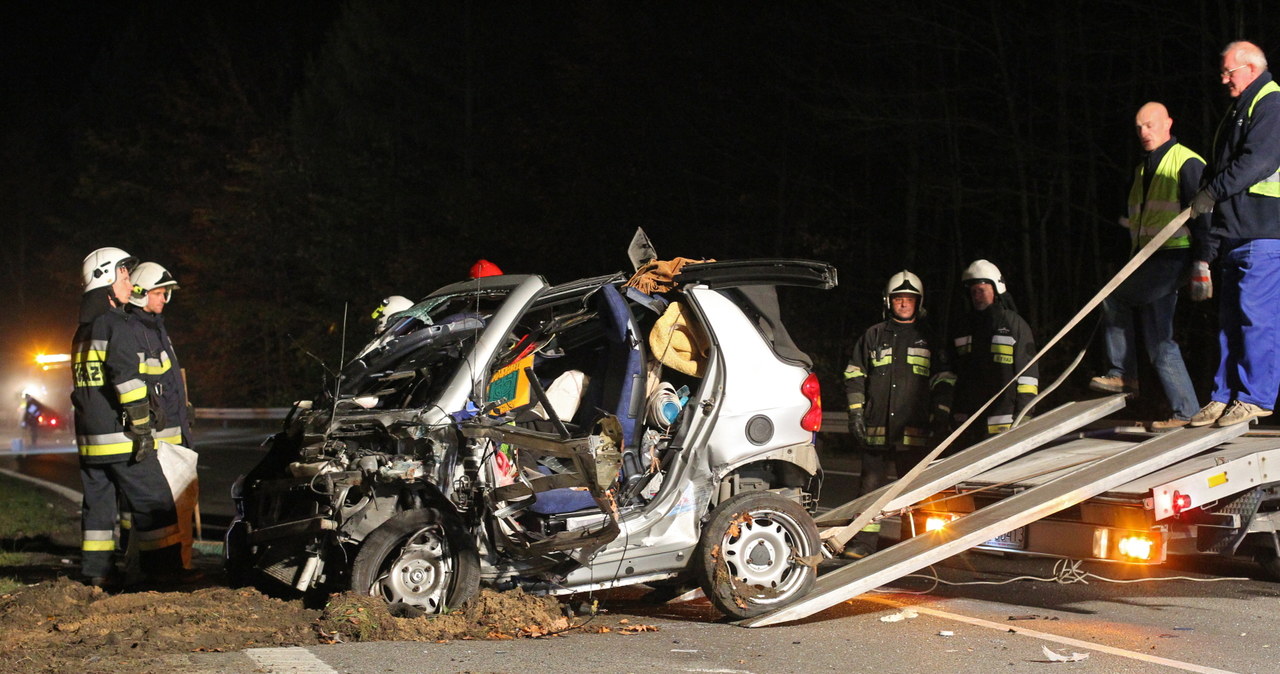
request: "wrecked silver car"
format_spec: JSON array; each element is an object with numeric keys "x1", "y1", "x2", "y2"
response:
[{"x1": 225, "y1": 259, "x2": 836, "y2": 618}]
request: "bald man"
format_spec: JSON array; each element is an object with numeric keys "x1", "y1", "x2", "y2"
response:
[
  {"x1": 1186, "y1": 41, "x2": 1280, "y2": 428},
  {"x1": 1090, "y1": 102, "x2": 1206, "y2": 431}
]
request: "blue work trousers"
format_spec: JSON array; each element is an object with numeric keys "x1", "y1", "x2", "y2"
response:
[
  {"x1": 1101, "y1": 249, "x2": 1199, "y2": 420},
  {"x1": 1213, "y1": 239, "x2": 1280, "y2": 410}
]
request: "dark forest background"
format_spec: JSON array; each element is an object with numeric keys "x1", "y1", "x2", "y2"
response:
[{"x1": 1, "y1": 1, "x2": 1275, "y2": 416}]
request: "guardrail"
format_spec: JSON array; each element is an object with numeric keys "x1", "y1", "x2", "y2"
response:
[{"x1": 195, "y1": 408, "x2": 290, "y2": 421}]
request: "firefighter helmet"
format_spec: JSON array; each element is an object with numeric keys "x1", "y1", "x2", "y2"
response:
[
  {"x1": 469, "y1": 259, "x2": 503, "y2": 278},
  {"x1": 82, "y1": 247, "x2": 138, "y2": 293},
  {"x1": 961, "y1": 259, "x2": 1007, "y2": 295},
  {"x1": 372, "y1": 295, "x2": 412, "y2": 332},
  {"x1": 129, "y1": 262, "x2": 179, "y2": 307},
  {"x1": 883, "y1": 270, "x2": 924, "y2": 311}
]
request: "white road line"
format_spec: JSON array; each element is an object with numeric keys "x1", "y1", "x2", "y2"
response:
[
  {"x1": 864, "y1": 596, "x2": 1238, "y2": 674},
  {"x1": 245, "y1": 646, "x2": 338, "y2": 673}
]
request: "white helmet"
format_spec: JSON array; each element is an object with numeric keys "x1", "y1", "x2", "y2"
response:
[
  {"x1": 372, "y1": 295, "x2": 413, "y2": 332},
  {"x1": 961, "y1": 259, "x2": 1007, "y2": 295},
  {"x1": 82, "y1": 247, "x2": 138, "y2": 293},
  {"x1": 884, "y1": 270, "x2": 924, "y2": 311},
  {"x1": 129, "y1": 262, "x2": 179, "y2": 307}
]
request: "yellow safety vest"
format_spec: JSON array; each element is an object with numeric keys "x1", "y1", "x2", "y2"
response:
[
  {"x1": 1246, "y1": 80, "x2": 1280, "y2": 197},
  {"x1": 1124, "y1": 143, "x2": 1203, "y2": 252}
]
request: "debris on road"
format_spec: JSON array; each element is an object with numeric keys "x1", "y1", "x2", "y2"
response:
[
  {"x1": 1041, "y1": 645, "x2": 1089, "y2": 662},
  {"x1": 879, "y1": 609, "x2": 920, "y2": 622}
]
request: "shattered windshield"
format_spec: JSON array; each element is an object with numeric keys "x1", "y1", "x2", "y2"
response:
[{"x1": 336, "y1": 290, "x2": 512, "y2": 409}]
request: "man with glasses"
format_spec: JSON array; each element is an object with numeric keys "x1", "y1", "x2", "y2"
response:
[
  {"x1": 1089, "y1": 102, "x2": 1207, "y2": 431},
  {"x1": 1188, "y1": 41, "x2": 1280, "y2": 428}
]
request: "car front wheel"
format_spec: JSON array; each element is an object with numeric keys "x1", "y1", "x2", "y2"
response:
[{"x1": 350, "y1": 508, "x2": 480, "y2": 613}]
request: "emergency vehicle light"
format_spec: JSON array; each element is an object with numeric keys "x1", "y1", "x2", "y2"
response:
[{"x1": 800, "y1": 372, "x2": 822, "y2": 432}]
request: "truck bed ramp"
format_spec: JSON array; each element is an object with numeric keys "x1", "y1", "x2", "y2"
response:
[
  {"x1": 742, "y1": 422, "x2": 1249, "y2": 627},
  {"x1": 816, "y1": 394, "x2": 1127, "y2": 527}
]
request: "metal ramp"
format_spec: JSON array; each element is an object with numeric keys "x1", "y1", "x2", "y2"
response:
[
  {"x1": 816, "y1": 394, "x2": 1127, "y2": 527},
  {"x1": 742, "y1": 422, "x2": 1250, "y2": 627}
]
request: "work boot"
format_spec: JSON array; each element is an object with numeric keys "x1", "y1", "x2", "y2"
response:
[
  {"x1": 1188, "y1": 401, "x2": 1228, "y2": 427},
  {"x1": 1148, "y1": 417, "x2": 1190, "y2": 432},
  {"x1": 1216, "y1": 401, "x2": 1273, "y2": 427},
  {"x1": 1088, "y1": 375, "x2": 1138, "y2": 394}
]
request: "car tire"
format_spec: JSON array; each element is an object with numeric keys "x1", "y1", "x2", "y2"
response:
[
  {"x1": 1255, "y1": 546, "x2": 1280, "y2": 581},
  {"x1": 350, "y1": 507, "x2": 480, "y2": 613},
  {"x1": 695, "y1": 490, "x2": 820, "y2": 619}
]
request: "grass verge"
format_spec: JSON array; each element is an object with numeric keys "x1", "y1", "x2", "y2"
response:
[{"x1": 0, "y1": 472, "x2": 80, "y2": 591}]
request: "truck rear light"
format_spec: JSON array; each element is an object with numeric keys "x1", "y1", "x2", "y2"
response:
[
  {"x1": 923, "y1": 512, "x2": 959, "y2": 532},
  {"x1": 1172, "y1": 490, "x2": 1192, "y2": 514},
  {"x1": 800, "y1": 372, "x2": 822, "y2": 431},
  {"x1": 1117, "y1": 535, "x2": 1155, "y2": 561}
]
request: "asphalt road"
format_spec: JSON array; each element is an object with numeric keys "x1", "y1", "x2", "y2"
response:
[{"x1": 5, "y1": 425, "x2": 1279, "y2": 672}]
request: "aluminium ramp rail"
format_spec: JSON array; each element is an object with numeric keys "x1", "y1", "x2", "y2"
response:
[
  {"x1": 742, "y1": 422, "x2": 1250, "y2": 627},
  {"x1": 816, "y1": 394, "x2": 1128, "y2": 527}
]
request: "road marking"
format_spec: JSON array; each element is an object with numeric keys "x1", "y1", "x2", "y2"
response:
[
  {"x1": 246, "y1": 646, "x2": 338, "y2": 673},
  {"x1": 864, "y1": 596, "x2": 1238, "y2": 674}
]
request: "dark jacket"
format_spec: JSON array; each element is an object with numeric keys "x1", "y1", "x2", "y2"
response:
[
  {"x1": 129, "y1": 307, "x2": 191, "y2": 447},
  {"x1": 844, "y1": 318, "x2": 955, "y2": 448},
  {"x1": 71, "y1": 289, "x2": 157, "y2": 464},
  {"x1": 951, "y1": 303, "x2": 1039, "y2": 435},
  {"x1": 1203, "y1": 70, "x2": 1280, "y2": 261}
]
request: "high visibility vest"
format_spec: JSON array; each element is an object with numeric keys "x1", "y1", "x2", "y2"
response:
[
  {"x1": 1246, "y1": 80, "x2": 1280, "y2": 197},
  {"x1": 1124, "y1": 143, "x2": 1202, "y2": 252}
]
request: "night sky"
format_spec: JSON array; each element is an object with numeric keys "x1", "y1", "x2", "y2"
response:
[{"x1": 2, "y1": 1, "x2": 1276, "y2": 413}]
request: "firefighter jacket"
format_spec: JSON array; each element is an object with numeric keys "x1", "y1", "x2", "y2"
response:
[
  {"x1": 1203, "y1": 71, "x2": 1280, "y2": 262},
  {"x1": 844, "y1": 318, "x2": 955, "y2": 448},
  {"x1": 951, "y1": 302, "x2": 1039, "y2": 435},
  {"x1": 1121, "y1": 138, "x2": 1208, "y2": 256},
  {"x1": 129, "y1": 307, "x2": 189, "y2": 447},
  {"x1": 71, "y1": 289, "x2": 161, "y2": 464}
]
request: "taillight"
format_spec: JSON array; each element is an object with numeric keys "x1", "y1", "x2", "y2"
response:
[
  {"x1": 1172, "y1": 490, "x2": 1192, "y2": 514},
  {"x1": 800, "y1": 372, "x2": 822, "y2": 431},
  {"x1": 1117, "y1": 536, "x2": 1155, "y2": 561}
]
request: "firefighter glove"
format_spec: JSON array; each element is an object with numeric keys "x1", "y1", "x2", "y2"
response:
[
  {"x1": 848, "y1": 408, "x2": 866, "y2": 446},
  {"x1": 1189, "y1": 260, "x2": 1213, "y2": 302},
  {"x1": 127, "y1": 428, "x2": 155, "y2": 463},
  {"x1": 1190, "y1": 189, "x2": 1216, "y2": 218}
]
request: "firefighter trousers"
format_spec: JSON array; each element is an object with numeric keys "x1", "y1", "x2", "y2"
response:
[{"x1": 79, "y1": 453, "x2": 182, "y2": 578}]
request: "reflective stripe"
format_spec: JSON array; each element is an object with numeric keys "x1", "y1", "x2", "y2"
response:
[
  {"x1": 988, "y1": 414, "x2": 1013, "y2": 424},
  {"x1": 843, "y1": 365, "x2": 865, "y2": 380},
  {"x1": 82, "y1": 529, "x2": 115, "y2": 552},
  {"x1": 860, "y1": 523, "x2": 882, "y2": 533},
  {"x1": 902, "y1": 435, "x2": 930, "y2": 446},
  {"x1": 117, "y1": 378, "x2": 147, "y2": 404},
  {"x1": 78, "y1": 431, "x2": 134, "y2": 457},
  {"x1": 987, "y1": 423, "x2": 1012, "y2": 434},
  {"x1": 906, "y1": 355, "x2": 930, "y2": 367},
  {"x1": 139, "y1": 351, "x2": 172, "y2": 375},
  {"x1": 954, "y1": 335, "x2": 972, "y2": 355},
  {"x1": 1017, "y1": 375, "x2": 1039, "y2": 395},
  {"x1": 991, "y1": 335, "x2": 1016, "y2": 345},
  {"x1": 990, "y1": 343, "x2": 1014, "y2": 355},
  {"x1": 82, "y1": 540, "x2": 115, "y2": 552},
  {"x1": 906, "y1": 347, "x2": 931, "y2": 358},
  {"x1": 847, "y1": 402, "x2": 863, "y2": 410},
  {"x1": 931, "y1": 371, "x2": 957, "y2": 388},
  {"x1": 871, "y1": 349, "x2": 892, "y2": 367},
  {"x1": 1127, "y1": 143, "x2": 1202, "y2": 250},
  {"x1": 156, "y1": 428, "x2": 183, "y2": 444}
]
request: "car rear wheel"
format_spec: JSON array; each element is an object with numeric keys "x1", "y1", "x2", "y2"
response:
[
  {"x1": 695, "y1": 490, "x2": 820, "y2": 619},
  {"x1": 351, "y1": 508, "x2": 480, "y2": 613}
]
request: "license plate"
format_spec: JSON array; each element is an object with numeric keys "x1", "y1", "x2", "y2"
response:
[{"x1": 983, "y1": 527, "x2": 1026, "y2": 550}]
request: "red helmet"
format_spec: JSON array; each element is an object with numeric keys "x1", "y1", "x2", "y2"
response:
[{"x1": 469, "y1": 259, "x2": 503, "y2": 278}]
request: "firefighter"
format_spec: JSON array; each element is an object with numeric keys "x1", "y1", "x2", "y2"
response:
[
  {"x1": 950, "y1": 260, "x2": 1039, "y2": 444},
  {"x1": 71, "y1": 247, "x2": 184, "y2": 587},
  {"x1": 128, "y1": 262, "x2": 191, "y2": 447},
  {"x1": 843, "y1": 270, "x2": 955, "y2": 557},
  {"x1": 371, "y1": 295, "x2": 413, "y2": 333}
]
